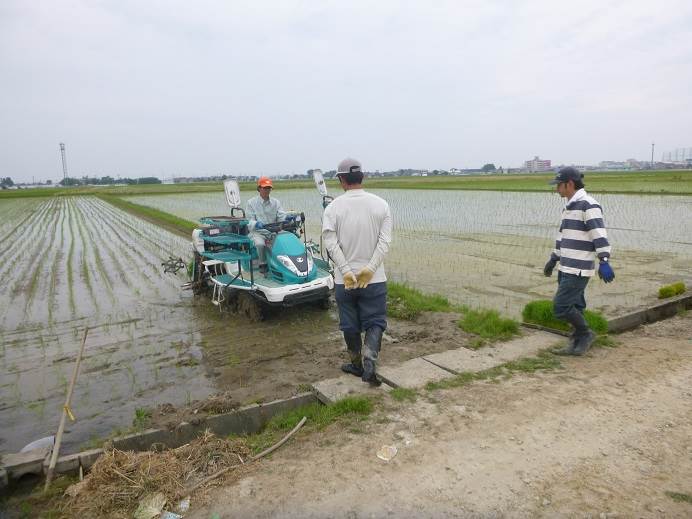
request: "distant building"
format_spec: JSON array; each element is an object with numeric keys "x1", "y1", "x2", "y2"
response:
[
  {"x1": 598, "y1": 161, "x2": 630, "y2": 170},
  {"x1": 524, "y1": 156, "x2": 552, "y2": 172}
]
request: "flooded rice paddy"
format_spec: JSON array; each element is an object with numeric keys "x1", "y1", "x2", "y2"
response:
[
  {"x1": 1, "y1": 190, "x2": 690, "y2": 454},
  {"x1": 129, "y1": 188, "x2": 692, "y2": 316},
  {"x1": 0, "y1": 197, "x2": 335, "y2": 453}
]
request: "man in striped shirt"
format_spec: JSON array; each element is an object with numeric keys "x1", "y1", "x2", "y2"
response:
[{"x1": 543, "y1": 167, "x2": 615, "y2": 356}]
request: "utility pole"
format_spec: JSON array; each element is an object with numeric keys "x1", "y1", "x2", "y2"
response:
[
  {"x1": 651, "y1": 142, "x2": 655, "y2": 168},
  {"x1": 59, "y1": 143, "x2": 68, "y2": 182}
]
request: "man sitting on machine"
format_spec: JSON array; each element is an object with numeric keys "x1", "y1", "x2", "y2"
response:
[{"x1": 246, "y1": 176, "x2": 295, "y2": 273}]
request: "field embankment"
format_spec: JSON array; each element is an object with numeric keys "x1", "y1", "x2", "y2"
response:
[{"x1": 2, "y1": 170, "x2": 691, "y2": 199}]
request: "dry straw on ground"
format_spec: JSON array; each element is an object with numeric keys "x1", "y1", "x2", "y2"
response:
[{"x1": 66, "y1": 430, "x2": 250, "y2": 518}]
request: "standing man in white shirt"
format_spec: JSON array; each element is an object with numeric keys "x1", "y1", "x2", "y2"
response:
[{"x1": 322, "y1": 158, "x2": 393, "y2": 385}]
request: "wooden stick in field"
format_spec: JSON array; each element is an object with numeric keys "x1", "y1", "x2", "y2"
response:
[{"x1": 44, "y1": 327, "x2": 89, "y2": 492}]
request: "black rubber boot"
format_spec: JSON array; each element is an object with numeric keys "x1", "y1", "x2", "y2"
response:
[
  {"x1": 552, "y1": 333, "x2": 577, "y2": 356},
  {"x1": 362, "y1": 326, "x2": 384, "y2": 386},
  {"x1": 557, "y1": 309, "x2": 592, "y2": 356},
  {"x1": 571, "y1": 330, "x2": 596, "y2": 356},
  {"x1": 341, "y1": 332, "x2": 363, "y2": 377}
]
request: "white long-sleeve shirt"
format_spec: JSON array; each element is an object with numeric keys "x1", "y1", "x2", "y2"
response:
[
  {"x1": 321, "y1": 189, "x2": 392, "y2": 284},
  {"x1": 553, "y1": 188, "x2": 611, "y2": 277}
]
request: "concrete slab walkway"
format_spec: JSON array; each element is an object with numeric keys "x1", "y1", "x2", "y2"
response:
[
  {"x1": 313, "y1": 374, "x2": 393, "y2": 404},
  {"x1": 424, "y1": 329, "x2": 559, "y2": 373},
  {"x1": 313, "y1": 328, "x2": 563, "y2": 402}
]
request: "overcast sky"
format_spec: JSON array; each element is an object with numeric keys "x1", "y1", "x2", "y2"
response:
[{"x1": 1, "y1": 1, "x2": 691, "y2": 182}]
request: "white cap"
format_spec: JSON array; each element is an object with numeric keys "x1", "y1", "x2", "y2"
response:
[{"x1": 337, "y1": 157, "x2": 362, "y2": 175}]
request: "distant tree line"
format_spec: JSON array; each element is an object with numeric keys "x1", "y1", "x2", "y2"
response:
[
  {"x1": 1, "y1": 177, "x2": 14, "y2": 188},
  {"x1": 59, "y1": 176, "x2": 162, "y2": 186}
]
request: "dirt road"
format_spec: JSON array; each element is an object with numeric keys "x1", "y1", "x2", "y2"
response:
[{"x1": 190, "y1": 313, "x2": 692, "y2": 518}]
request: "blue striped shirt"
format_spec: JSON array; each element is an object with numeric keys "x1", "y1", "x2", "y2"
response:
[{"x1": 553, "y1": 188, "x2": 611, "y2": 277}]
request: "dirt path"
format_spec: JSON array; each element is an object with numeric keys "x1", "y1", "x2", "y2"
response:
[{"x1": 190, "y1": 313, "x2": 692, "y2": 518}]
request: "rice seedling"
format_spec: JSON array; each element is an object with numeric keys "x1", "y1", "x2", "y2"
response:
[
  {"x1": 387, "y1": 282, "x2": 456, "y2": 319},
  {"x1": 132, "y1": 407, "x2": 152, "y2": 430},
  {"x1": 458, "y1": 308, "x2": 519, "y2": 341},
  {"x1": 658, "y1": 281, "x2": 686, "y2": 299},
  {"x1": 25, "y1": 398, "x2": 47, "y2": 419},
  {"x1": 522, "y1": 300, "x2": 608, "y2": 334},
  {"x1": 66, "y1": 198, "x2": 77, "y2": 317}
]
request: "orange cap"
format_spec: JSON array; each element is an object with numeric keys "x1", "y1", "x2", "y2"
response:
[{"x1": 257, "y1": 176, "x2": 273, "y2": 188}]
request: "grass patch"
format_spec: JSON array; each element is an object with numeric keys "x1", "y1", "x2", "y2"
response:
[
  {"x1": 242, "y1": 396, "x2": 373, "y2": 455},
  {"x1": 425, "y1": 351, "x2": 561, "y2": 391},
  {"x1": 387, "y1": 282, "x2": 456, "y2": 320},
  {"x1": 459, "y1": 308, "x2": 519, "y2": 341},
  {"x1": 522, "y1": 300, "x2": 608, "y2": 334},
  {"x1": 132, "y1": 408, "x2": 152, "y2": 430},
  {"x1": 664, "y1": 491, "x2": 692, "y2": 503},
  {"x1": 97, "y1": 194, "x2": 196, "y2": 237},
  {"x1": 658, "y1": 281, "x2": 686, "y2": 299},
  {"x1": 389, "y1": 387, "x2": 418, "y2": 402}
]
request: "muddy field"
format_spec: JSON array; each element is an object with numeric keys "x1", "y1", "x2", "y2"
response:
[
  {"x1": 0, "y1": 197, "x2": 476, "y2": 453},
  {"x1": 1, "y1": 192, "x2": 690, "y2": 456}
]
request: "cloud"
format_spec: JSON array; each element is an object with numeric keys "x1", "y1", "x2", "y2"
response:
[{"x1": 1, "y1": 0, "x2": 691, "y2": 181}]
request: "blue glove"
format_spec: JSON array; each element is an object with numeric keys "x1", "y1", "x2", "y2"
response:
[
  {"x1": 254, "y1": 221, "x2": 264, "y2": 230},
  {"x1": 598, "y1": 260, "x2": 614, "y2": 283},
  {"x1": 284, "y1": 215, "x2": 295, "y2": 223}
]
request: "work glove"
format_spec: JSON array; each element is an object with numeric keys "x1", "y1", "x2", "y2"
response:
[
  {"x1": 543, "y1": 256, "x2": 558, "y2": 277},
  {"x1": 598, "y1": 260, "x2": 615, "y2": 283},
  {"x1": 254, "y1": 221, "x2": 264, "y2": 230},
  {"x1": 355, "y1": 267, "x2": 375, "y2": 289},
  {"x1": 343, "y1": 271, "x2": 357, "y2": 290}
]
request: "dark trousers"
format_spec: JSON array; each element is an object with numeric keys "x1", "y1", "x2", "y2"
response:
[
  {"x1": 335, "y1": 282, "x2": 387, "y2": 333},
  {"x1": 336, "y1": 282, "x2": 387, "y2": 365},
  {"x1": 553, "y1": 271, "x2": 591, "y2": 335}
]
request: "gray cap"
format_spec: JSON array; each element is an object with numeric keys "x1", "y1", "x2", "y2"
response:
[
  {"x1": 549, "y1": 166, "x2": 583, "y2": 185},
  {"x1": 337, "y1": 157, "x2": 362, "y2": 175}
]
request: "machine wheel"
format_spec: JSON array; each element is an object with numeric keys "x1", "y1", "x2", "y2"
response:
[
  {"x1": 238, "y1": 292, "x2": 265, "y2": 321},
  {"x1": 315, "y1": 296, "x2": 331, "y2": 310}
]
